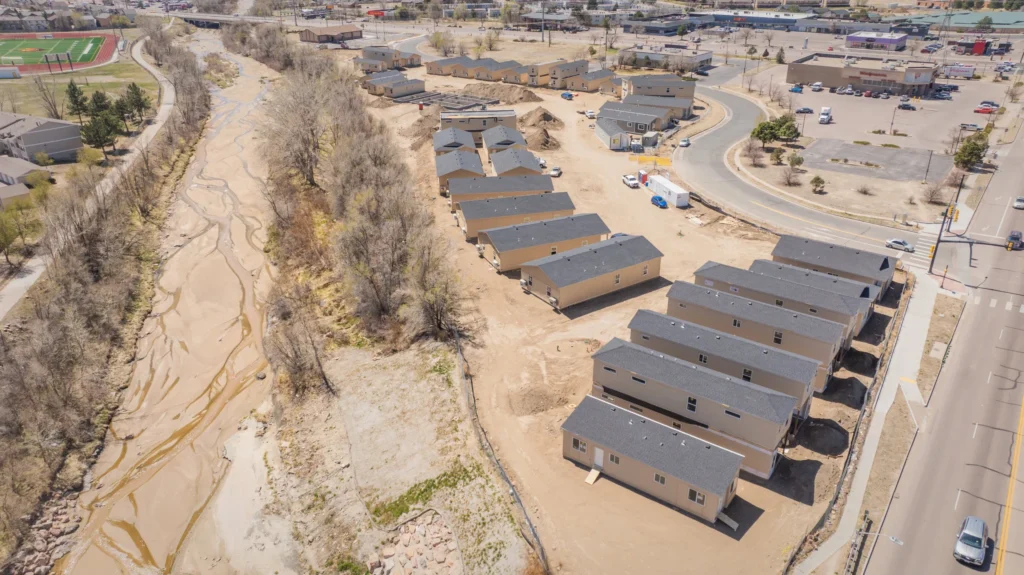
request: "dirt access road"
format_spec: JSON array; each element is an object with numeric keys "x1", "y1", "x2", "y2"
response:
[{"x1": 53, "y1": 33, "x2": 296, "y2": 575}]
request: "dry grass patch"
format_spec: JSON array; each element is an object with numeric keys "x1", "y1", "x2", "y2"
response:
[{"x1": 916, "y1": 294, "x2": 966, "y2": 401}]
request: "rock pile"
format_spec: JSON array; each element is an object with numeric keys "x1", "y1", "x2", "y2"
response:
[
  {"x1": 366, "y1": 511, "x2": 463, "y2": 575},
  {"x1": 7, "y1": 494, "x2": 82, "y2": 575}
]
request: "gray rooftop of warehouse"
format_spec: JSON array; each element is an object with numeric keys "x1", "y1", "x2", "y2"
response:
[
  {"x1": 459, "y1": 192, "x2": 574, "y2": 221},
  {"x1": 435, "y1": 150, "x2": 484, "y2": 177},
  {"x1": 667, "y1": 281, "x2": 846, "y2": 344},
  {"x1": 594, "y1": 338, "x2": 798, "y2": 426},
  {"x1": 886, "y1": 11, "x2": 1024, "y2": 30},
  {"x1": 628, "y1": 309, "x2": 820, "y2": 386},
  {"x1": 448, "y1": 175, "x2": 553, "y2": 196},
  {"x1": 793, "y1": 53, "x2": 937, "y2": 71},
  {"x1": 561, "y1": 396, "x2": 743, "y2": 498},
  {"x1": 523, "y1": 234, "x2": 662, "y2": 288},
  {"x1": 749, "y1": 260, "x2": 880, "y2": 301},
  {"x1": 772, "y1": 234, "x2": 895, "y2": 284},
  {"x1": 479, "y1": 213, "x2": 610, "y2": 253},
  {"x1": 490, "y1": 148, "x2": 542, "y2": 176}
]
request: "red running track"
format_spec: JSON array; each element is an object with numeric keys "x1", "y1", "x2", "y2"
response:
[{"x1": 0, "y1": 32, "x2": 118, "y2": 75}]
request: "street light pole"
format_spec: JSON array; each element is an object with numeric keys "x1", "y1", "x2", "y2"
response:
[{"x1": 890, "y1": 105, "x2": 898, "y2": 135}]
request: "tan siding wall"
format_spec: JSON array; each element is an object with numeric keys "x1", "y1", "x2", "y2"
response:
[
  {"x1": 561, "y1": 430, "x2": 729, "y2": 523},
  {"x1": 384, "y1": 81, "x2": 425, "y2": 98},
  {"x1": 665, "y1": 298, "x2": 838, "y2": 393},
  {"x1": 523, "y1": 257, "x2": 660, "y2": 309},
  {"x1": 440, "y1": 116, "x2": 518, "y2": 144},
  {"x1": 438, "y1": 168, "x2": 483, "y2": 190},
  {"x1": 495, "y1": 166, "x2": 543, "y2": 178},
  {"x1": 627, "y1": 82, "x2": 696, "y2": 98},
  {"x1": 600, "y1": 82, "x2": 623, "y2": 98},
  {"x1": 480, "y1": 233, "x2": 604, "y2": 271},
  {"x1": 503, "y1": 72, "x2": 529, "y2": 84},
  {"x1": 460, "y1": 208, "x2": 575, "y2": 239},
  {"x1": 627, "y1": 330, "x2": 815, "y2": 414},
  {"x1": 566, "y1": 76, "x2": 613, "y2": 92},
  {"x1": 448, "y1": 189, "x2": 547, "y2": 212},
  {"x1": 771, "y1": 255, "x2": 892, "y2": 296},
  {"x1": 591, "y1": 360, "x2": 789, "y2": 452}
]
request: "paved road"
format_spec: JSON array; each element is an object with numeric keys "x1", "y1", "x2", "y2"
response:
[{"x1": 866, "y1": 122, "x2": 1024, "y2": 575}]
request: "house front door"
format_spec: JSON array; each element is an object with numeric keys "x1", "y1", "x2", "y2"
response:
[{"x1": 593, "y1": 447, "x2": 604, "y2": 469}]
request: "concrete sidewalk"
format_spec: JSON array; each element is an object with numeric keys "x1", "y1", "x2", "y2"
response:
[{"x1": 796, "y1": 274, "x2": 938, "y2": 574}]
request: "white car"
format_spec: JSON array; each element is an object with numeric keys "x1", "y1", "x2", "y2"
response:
[
  {"x1": 549, "y1": 167, "x2": 562, "y2": 177},
  {"x1": 1013, "y1": 196, "x2": 1024, "y2": 209},
  {"x1": 679, "y1": 137, "x2": 691, "y2": 147},
  {"x1": 584, "y1": 110, "x2": 596, "y2": 119},
  {"x1": 622, "y1": 174, "x2": 640, "y2": 188},
  {"x1": 537, "y1": 157, "x2": 547, "y2": 168},
  {"x1": 886, "y1": 238, "x2": 915, "y2": 252}
]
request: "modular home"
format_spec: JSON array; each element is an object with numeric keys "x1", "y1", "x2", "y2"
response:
[
  {"x1": 361, "y1": 46, "x2": 421, "y2": 68},
  {"x1": 383, "y1": 78, "x2": 426, "y2": 98},
  {"x1": 591, "y1": 338, "x2": 797, "y2": 479},
  {"x1": 0, "y1": 183, "x2": 31, "y2": 210},
  {"x1": 666, "y1": 281, "x2": 846, "y2": 392},
  {"x1": 365, "y1": 74, "x2": 407, "y2": 96},
  {"x1": 490, "y1": 148, "x2": 543, "y2": 177},
  {"x1": 622, "y1": 95, "x2": 694, "y2": 121},
  {"x1": 426, "y1": 56, "x2": 474, "y2": 75},
  {"x1": 447, "y1": 175, "x2": 553, "y2": 212},
  {"x1": 749, "y1": 259, "x2": 881, "y2": 302},
  {"x1": 433, "y1": 128, "x2": 476, "y2": 157},
  {"x1": 0, "y1": 112, "x2": 82, "y2": 163},
  {"x1": 520, "y1": 235, "x2": 663, "y2": 310},
  {"x1": 0, "y1": 155, "x2": 42, "y2": 185},
  {"x1": 440, "y1": 110, "x2": 518, "y2": 145},
  {"x1": 622, "y1": 74, "x2": 697, "y2": 98},
  {"x1": 594, "y1": 118, "x2": 630, "y2": 151},
  {"x1": 597, "y1": 103, "x2": 671, "y2": 133},
  {"x1": 771, "y1": 235, "x2": 895, "y2": 295},
  {"x1": 481, "y1": 126, "x2": 527, "y2": 158},
  {"x1": 502, "y1": 65, "x2": 531, "y2": 84},
  {"x1": 361, "y1": 69, "x2": 403, "y2": 89},
  {"x1": 694, "y1": 261, "x2": 871, "y2": 344},
  {"x1": 353, "y1": 57, "x2": 389, "y2": 73},
  {"x1": 600, "y1": 77, "x2": 624, "y2": 98},
  {"x1": 628, "y1": 309, "x2": 818, "y2": 416},
  {"x1": 548, "y1": 60, "x2": 589, "y2": 88},
  {"x1": 473, "y1": 60, "x2": 522, "y2": 81},
  {"x1": 565, "y1": 69, "x2": 616, "y2": 93},
  {"x1": 477, "y1": 213, "x2": 610, "y2": 272},
  {"x1": 450, "y1": 58, "x2": 498, "y2": 78},
  {"x1": 435, "y1": 150, "x2": 485, "y2": 190},
  {"x1": 458, "y1": 192, "x2": 575, "y2": 239},
  {"x1": 299, "y1": 24, "x2": 362, "y2": 43},
  {"x1": 562, "y1": 395, "x2": 742, "y2": 525},
  {"x1": 527, "y1": 59, "x2": 563, "y2": 87}
]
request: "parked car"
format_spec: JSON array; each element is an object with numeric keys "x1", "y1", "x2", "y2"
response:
[
  {"x1": 829, "y1": 86, "x2": 838, "y2": 93},
  {"x1": 1011, "y1": 231, "x2": 1024, "y2": 249},
  {"x1": 549, "y1": 167, "x2": 562, "y2": 177},
  {"x1": 1014, "y1": 196, "x2": 1024, "y2": 210},
  {"x1": 811, "y1": 82, "x2": 823, "y2": 91},
  {"x1": 980, "y1": 100, "x2": 999, "y2": 108},
  {"x1": 795, "y1": 107, "x2": 814, "y2": 114},
  {"x1": 538, "y1": 157, "x2": 547, "y2": 168},
  {"x1": 863, "y1": 90, "x2": 872, "y2": 97},
  {"x1": 960, "y1": 123, "x2": 982, "y2": 131},
  {"x1": 853, "y1": 90, "x2": 863, "y2": 96},
  {"x1": 872, "y1": 92, "x2": 881, "y2": 98},
  {"x1": 898, "y1": 103, "x2": 916, "y2": 111},
  {"x1": 610, "y1": 232, "x2": 630, "y2": 239},
  {"x1": 900, "y1": 95, "x2": 910, "y2": 102},
  {"x1": 679, "y1": 137, "x2": 691, "y2": 147},
  {"x1": 886, "y1": 238, "x2": 915, "y2": 252},
  {"x1": 934, "y1": 92, "x2": 953, "y2": 100},
  {"x1": 651, "y1": 195, "x2": 668, "y2": 209},
  {"x1": 953, "y1": 516, "x2": 988, "y2": 566},
  {"x1": 584, "y1": 110, "x2": 596, "y2": 119},
  {"x1": 694, "y1": 68, "x2": 709, "y2": 76},
  {"x1": 789, "y1": 85, "x2": 803, "y2": 93},
  {"x1": 880, "y1": 92, "x2": 890, "y2": 99},
  {"x1": 622, "y1": 174, "x2": 639, "y2": 188},
  {"x1": 560, "y1": 92, "x2": 573, "y2": 100},
  {"x1": 975, "y1": 106, "x2": 997, "y2": 114}
]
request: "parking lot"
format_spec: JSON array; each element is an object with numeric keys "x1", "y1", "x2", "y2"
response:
[{"x1": 802, "y1": 138, "x2": 953, "y2": 182}]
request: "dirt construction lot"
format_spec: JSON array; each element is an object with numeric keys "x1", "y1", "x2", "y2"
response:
[{"x1": 366, "y1": 58, "x2": 865, "y2": 573}]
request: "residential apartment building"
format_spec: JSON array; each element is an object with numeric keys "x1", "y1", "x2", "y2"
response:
[
  {"x1": 562, "y1": 395, "x2": 742, "y2": 525},
  {"x1": 600, "y1": 77, "x2": 624, "y2": 98},
  {"x1": 361, "y1": 46, "x2": 421, "y2": 68},
  {"x1": 622, "y1": 74, "x2": 697, "y2": 98},
  {"x1": 594, "y1": 118, "x2": 630, "y2": 151},
  {"x1": 749, "y1": 259, "x2": 881, "y2": 302},
  {"x1": 435, "y1": 150, "x2": 484, "y2": 190},
  {"x1": 548, "y1": 60, "x2": 588, "y2": 89},
  {"x1": 771, "y1": 235, "x2": 895, "y2": 295},
  {"x1": 628, "y1": 309, "x2": 818, "y2": 416},
  {"x1": 490, "y1": 148, "x2": 543, "y2": 177},
  {"x1": 440, "y1": 110, "x2": 517, "y2": 145},
  {"x1": 526, "y1": 59, "x2": 563, "y2": 87},
  {"x1": 502, "y1": 65, "x2": 531, "y2": 85},
  {"x1": 0, "y1": 112, "x2": 82, "y2": 163},
  {"x1": 597, "y1": 102, "x2": 671, "y2": 133},
  {"x1": 520, "y1": 234, "x2": 662, "y2": 310},
  {"x1": 457, "y1": 192, "x2": 575, "y2": 239},
  {"x1": 361, "y1": 69, "x2": 403, "y2": 90},
  {"x1": 621, "y1": 95, "x2": 693, "y2": 121},
  {"x1": 426, "y1": 56, "x2": 474, "y2": 75},
  {"x1": 591, "y1": 338, "x2": 797, "y2": 478},
  {"x1": 666, "y1": 281, "x2": 846, "y2": 392},
  {"x1": 447, "y1": 175, "x2": 553, "y2": 212},
  {"x1": 481, "y1": 126, "x2": 527, "y2": 158},
  {"x1": 565, "y1": 69, "x2": 616, "y2": 93},
  {"x1": 477, "y1": 213, "x2": 609, "y2": 272},
  {"x1": 382, "y1": 78, "x2": 425, "y2": 98},
  {"x1": 471, "y1": 59, "x2": 522, "y2": 81}
]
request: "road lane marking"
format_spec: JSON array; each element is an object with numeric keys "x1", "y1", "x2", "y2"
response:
[
  {"x1": 992, "y1": 299, "x2": 999, "y2": 308},
  {"x1": 956, "y1": 488, "x2": 963, "y2": 510},
  {"x1": 974, "y1": 423, "x2": 979, "y2": 438},
  {"x1": 997, "y1": 196, "x2": 1014, "y2": 237},
  {"x1": 994, "y1": 389, "x2": 1024, "y2": 575},
  {"x1": 1009, "y1": 302, "x2": 1015, "y2": 311}
]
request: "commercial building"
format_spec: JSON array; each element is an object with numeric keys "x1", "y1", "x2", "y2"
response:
[
  {"x1": 447, "y1": 175, "x2": 553, "y2": 212},
  {"x1": 749, "y1": 259, "x2": 880, "y2": 303},
  {"x1": 666, "y1": 281, "x2": 846, "y2": 392},
  {"x1": 521, "y1": 12, "x2": 572, "y2": 31},
  {"x1": 477, "y1": 213, "x2": 609, "y2": 272},
  {"x1": 622, "y1": 95, "x2": 693, "y2": 121},
  {"x1": 426, "y1": 56, "x2": 474, "y2": 75},
  {"x1": 565, "y1": 69, "x2": 616, "y2": 93},
  {"x1": 591, "y1": 338, "x2": 797, "y2": 479},
  {"x1": 695, "y1": 9, "x2": 813, "y2": 30},
  {"x1": 440, "y1": 109, "x2": 517, "y2": 145},
  {"x1": 771, "y1": 235, "x2": 895, "y2": 295},
  {"x1": 433, "y1": 128, "x2": 476, "y2": 157},
  {"x1": 621, "y1": 19, "x2": 700, "y2": 36},
  {"x1": 0, "y1": 155, "x2": 42, "y2": 185},
  {"x1": 481, "y1": 126, "x2": 527, "y2": 158},
  {"x1": 562, "y1": 395, "x2": 742, "y2": 525},
  {"x1": 786, "y1": 53, "x2": 937, "y2": 96},
  {"x1": 0, "y1": 112, "x2": 82, "y2": 163},
  {"x1": 628, "y1": 309, "x2": 818, "y2": 416},
  {"x1": 845, "y1": 31, "x2": 907, "y2": 51},
  {"x1": 597, "y1": 103, "x2": 671, "y2": 134},
  {"x1": 793, "y1": 18, "x2": 892, "y2": 35},
  {"x1": 549, "y1": 60, "x2": 589, "y2": 89},
  {"x1": 594, "y1": 118, "x2": 630, "y2": 151},
  {"x1": 886, "y1": 11, "x2": 1024, "y2": 33},
  {"x1": 435, "y1": 150, "x2": 485, "y2": 190},
  {"x1": 520, "y1": 234, "x2": 662, "y2": 310},
  {"x1": 298, "y1": 24, "x2": 362, "y2": 43},
  {"x1": 694, "y1": 261, "x2": 872, "y2": 345},
  {"x1": 458, "y1": 192, "x2": 575, "y2": 239},
  {"x1": 0, "y1": 183, "x2": 31, "y2": 210},
  {"x1": 621, "y1": 74, "x2": 696, "y2": 99},
  {"x1": 618, "y1": 45, "x2": 713, "y2": 73}
]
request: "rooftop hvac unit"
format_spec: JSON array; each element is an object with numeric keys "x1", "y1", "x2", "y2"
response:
[{"x1": 476, "y1": 245, "x2": 485, "y2": 257}]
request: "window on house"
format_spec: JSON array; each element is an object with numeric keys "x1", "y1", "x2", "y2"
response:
[
  {"x1": 551, "y1": 246, "x2": 558, "y2": 255},
  {"x1": 733, "y1": 319, "x2": 742, "y2": 328},
  {"x1": 742, "y1": 369, "x2": 752, "y2": 382},
  {"x1": 629, "y1": 404, "x2": 643, "y2": 412},
  {"x1": 725, "y1": 410, "x2": 741, "y2": 419},
  {"x1": 654, "y1": 473, "x2": 666, "y2": 485},
  {"x1": 774, "y1": 331, "x2": 783, "y2": 345},
  {"x1": 698, "y1": 354, "x2": 708, "y2": 364},
  {"x1": 603, "y1": 366, "x2": 617, "y2": 373},
  {"x1": 546, "y1": 286, "x2": 552, "y2": 296},
  {"x1": 643, "y1": 264, "x2": 649, "y2": 276},
  {"x1": 610, "y1": 454, "x2": 620, "y2": 465},
  {"x1": 631, "y1": 376, "x2": 646, "y2": 384},
  {"x1": 687, "y1": 397, "x2": 697, "y2": 412},
  {"x1": 775, "y1": 299, "x2": 784, "y2": 306},
  {"x1": 572, "y1": 438, "x2": 587, "y2": 453},
  {"x1": 678, "y1": 303, "x2": 686, "y2": 308},
  {"x1": 688, "y1": 489, "x2": 705, "y2": 506},
  {"x1": 614, "y1": 274, "x2": 621, "y2": 284}
]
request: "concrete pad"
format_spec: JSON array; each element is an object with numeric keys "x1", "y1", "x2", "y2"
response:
[{"x1": 802, "y1": 138, "x2": 953, "y2": 183}]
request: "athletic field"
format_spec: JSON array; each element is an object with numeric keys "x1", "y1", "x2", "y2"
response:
[{"x1": 0, "y1": 36, "x2": 106, "y2": 65}]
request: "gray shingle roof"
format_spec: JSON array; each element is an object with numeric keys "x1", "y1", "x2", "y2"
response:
[
  {"x1": 367, "y1": 74, "x2": 406, "y2": 87},
  {"x1": 596, "y1": 117, "x2": 628, "y2": 137},
  {"x1": 628, "y1": 74, "x2": 695, "y2": 88},
  {"x1": 461, "y1": 58, "x2": 499, "y2": 70},
  {"x1": 490, "y1": 148, "x2": 542, "y2": 176},
  {"x1": 551, "y1": 59, "x2": 587, "y2": 73},
  {"x1": 433, "y1": 128, "x2": 476, "y2": 153},
  {"x1": 772, "y1": 235, "x2": 894, "y2": 284},
  {"x1": 696, "y1": 261, "x2": 867, "y2": 318},
  {"x1": 0, "y1": 183, "x2": 29, "y2": 202},
  {"x1": 580, "y1": 69, "x2": 615, "y2": 82},
  {"x1": 749, "y1": 259, "x2": 880, "y2": 301},
  {"x1": 479, "y1": 213, "x2": 610, "y2": 254},
  {"x1": 601, "y1": 102, "x2": 672, "y2": 120},
  {"x1": 594, "y1": 338, "x2": 798, "y2": 426},
  {"x1": 459, "y1": 192, "x2": 574, "y2": 221},
  {"x1": 364, "y1": 69, "x2": 403, "y2": 82},
  {"x1": 628, "y1": 309, "x2": 819, "y2": 387},
  {"x1": 448, "y1": 175, "x2": 554, "y2": 197},
  {"x1": 523, "y1": 235, "x2": 662, "y2": 288},
  {"x1": 667, "y1": 281, "x2": 846, "y2": 344},
  {"x1": 475, "y1": 59, "x2": 521, "y2": 71},
  {"x1": 385, "y1": 79, "x2": 424, "y2": 91},
  {"x1": 0, "y1": 155, "x2": 39, "y2": 179},
  {"x1": 561, "y1": 396, "x2": 743, "y2": 498},
  {"x1": 597, "y1": 103, "x2": 669, "y2": 125},
  {"x1": 481, "y1": 126, "x2": 526, "y2": 150},
  {"x1": 435, "y1": 150, "x2": 484, "y2": 177},
  {"x1": 507, "y1": 65, "x2": 530, "y2": 75},
  {"x1": 622, "y1": 94, "x2": 694, "y2": 110},
  {"x1": 432, "y1": 56, "x2": 474, "y2": 68}
]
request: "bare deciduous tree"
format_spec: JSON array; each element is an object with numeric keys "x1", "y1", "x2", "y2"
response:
[
  {"x1": 743, "y1": 139, "x2": 763, "y2": 167},
  {"x1": 32, "y1": 76, "x2": 64, "y2": 119}
]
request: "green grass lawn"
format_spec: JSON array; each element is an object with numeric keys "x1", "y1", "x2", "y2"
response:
[
  {"x1": 4, "y1": 61, "x2": 158, "y2": 119},
  {"x1": 0, "y1": 36, "x2": 106, "y2": 65}
]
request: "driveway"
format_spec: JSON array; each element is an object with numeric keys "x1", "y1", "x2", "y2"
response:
[{"x1": 802, "y1": 138, "x2": 953, "y2": 183}]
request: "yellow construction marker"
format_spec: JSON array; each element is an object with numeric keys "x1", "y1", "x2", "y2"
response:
[{"x1": 994, "y1": 396, "x2": 1024, "y2": 575}]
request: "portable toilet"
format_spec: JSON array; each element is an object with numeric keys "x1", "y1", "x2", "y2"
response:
[
  {"x1": 638, "y1": 170, "x2": 648, "y2": 185},
  {"x1": 642, "y1": 131, "x2": 659, "y2": 148}
]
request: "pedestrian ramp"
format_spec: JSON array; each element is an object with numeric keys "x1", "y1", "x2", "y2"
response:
[
  {"x1": 584, "y1": 468, "x2": 601, "y2": 485},
  {"x1": 717, "y1": 512, "x2": 739, "y2": 531}
]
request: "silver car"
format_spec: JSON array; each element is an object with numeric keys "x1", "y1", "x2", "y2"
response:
[
  {"x1": 886, "y1": 238, "x2": 914, "y2": 253},
  {"x1": 954, "y1": 516, "x2": 987, "y2": 566},
  {"x1": 1013, "y1": 196, "x2": 1024, "y2": 210}
]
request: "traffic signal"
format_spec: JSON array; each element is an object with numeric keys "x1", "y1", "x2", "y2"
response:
[
  {"x1": 929, "y1": 245, "x2": 935, "y2": 256},
  {"x1": 954, "y1": 209, "x2": 960, "y2": 222},
  {"x1": 947, "y1": 205, "x2": 955, "y2": 217}
]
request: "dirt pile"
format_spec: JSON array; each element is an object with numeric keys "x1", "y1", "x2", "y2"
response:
[
  {"x1": 519, "y1": 106, "x2": 564, "y2": 130},
  {"x1": 525, "y1": 127, "x2": 560, "y2": 151},
  {"x1": 410, "y1": 105, "x2": 442, "y2": 150},
  {"x1": 461, "y1": 83, "x2": 542, "y2": 104},
  {"x1": 368, "y1": 97, "x2": 396, "y2": 109}
]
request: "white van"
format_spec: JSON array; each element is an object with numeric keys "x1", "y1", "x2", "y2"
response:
[
  {"x1": 818, "y1": 107, "x2": 832, "y2": 124},
  {"x1": 811, "y1": 82, "x2": 823, "y2": 92}
]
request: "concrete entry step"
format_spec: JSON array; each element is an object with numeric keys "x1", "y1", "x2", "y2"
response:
[
  {"x1": 717, "y1": 512, "x2": 739, "y2": 531},
  {"x1": 584, "y1": 468, "x2": 601, "y2": 485}
]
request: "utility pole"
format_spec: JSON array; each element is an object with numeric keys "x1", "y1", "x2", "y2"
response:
[{"x1": 889, "y1": 105, "x2": 897, "y2": 135}]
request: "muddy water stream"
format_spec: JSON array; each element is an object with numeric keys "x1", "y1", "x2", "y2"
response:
[{"x1": 55, "y1": 34, "x2": 291, "y2": 574}]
